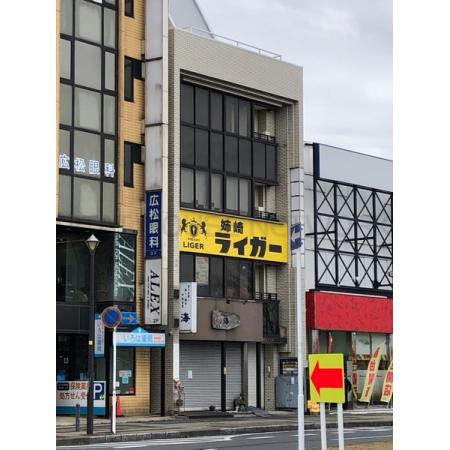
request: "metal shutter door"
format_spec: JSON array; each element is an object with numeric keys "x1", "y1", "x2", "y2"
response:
[
  {"x1": 247, "y1": 343, "x2": 257, "y2": 407},
  {"x1": 180, "y1": 341, "x2": 221, "y2": 411},
  {"x1": 225, "y1": 343, "x2": 242, "y2": 410}
]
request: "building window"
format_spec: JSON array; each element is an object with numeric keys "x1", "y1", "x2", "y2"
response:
[
  {"x1": 180, "y1": 83, "x2": 278, "y2": 219},
  {"x1": 124, "y1": 57, "x2": 142, "y2": 102},
  {"x1": 58, "y1": 0, "x2": 118, "y2": 225},
  {"x1": 179, "y1": 254, "x2": 253, "y2": 300},
  {"x1": 124, "y1": 142, "x2": 142, "y2": 187},
  {"x1": 125, "y1": 0, "x2": 134, "y2": 18}
]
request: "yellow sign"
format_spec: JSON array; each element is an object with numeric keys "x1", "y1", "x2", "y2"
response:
[
  {"x1": 359, "y1": 344, "x2": 382, "y2": 403},
  {"x1": 308, "y1": 353, "x2": 345, "y2": 404},
  {"x1": 380, "y1": 360, "x2": 393, "y2": 403},
  {"x1": 179, "y1": 209, "x2": 288, "y2": 263}
]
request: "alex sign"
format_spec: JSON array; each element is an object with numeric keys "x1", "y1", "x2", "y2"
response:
[
  {"x1": 179, "y1": 209, "x2": 288, "y2": 263},
  {"x1": 308, "y1": 353, "x2": 345, "y2": 404}
]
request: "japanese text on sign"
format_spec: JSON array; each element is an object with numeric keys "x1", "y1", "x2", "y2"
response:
[
  {"x1": 59, "y1": 154, "x2": 115, "y2": 178},
  {"x1": 359, "y1": 344, "x2": 383, "y2": 402},
  {"x1": 179, "y1": 209, "x2": 288, "y2": 263},
  {"x1": 145, "y1": 191, "x2": 162, "y2": 258}
]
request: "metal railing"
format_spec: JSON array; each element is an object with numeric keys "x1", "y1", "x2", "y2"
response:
[
  {"x1": 253, "y1": 131, "x2": 277, "y2": 143},
  {"x1": 254, "y1": 210, "x2": 278, "y2": 221},
  {"x1": 181, "y1": 27, "x2": 282, "y2": 60},
  {"x1": 255, "y1": 292, "x2": 278, "y2": 301}
]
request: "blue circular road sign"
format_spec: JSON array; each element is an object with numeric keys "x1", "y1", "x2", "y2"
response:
[{"x1": 101, "y1": 306, "x2": 122, "y2": 329}]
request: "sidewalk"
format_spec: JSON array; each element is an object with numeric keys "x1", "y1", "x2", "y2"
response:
[{"x1": 56, "y1": 407, "x2": 393, "y2": 446}]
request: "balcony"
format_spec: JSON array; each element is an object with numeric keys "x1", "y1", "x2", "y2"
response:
[
  {"x1": 253, "y1": 131, "x2": 277, "y2": 144},
  {"x1": 256, "y1": 292, "x2": 287, "y2": 344},
  {"x1": 253, "y1": 209, "x2": 278, "y2": 221}
]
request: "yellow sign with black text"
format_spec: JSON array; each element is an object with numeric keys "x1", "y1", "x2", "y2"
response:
[{"x1": 179, "y1": 209, "x2": 288, "y2": 263}]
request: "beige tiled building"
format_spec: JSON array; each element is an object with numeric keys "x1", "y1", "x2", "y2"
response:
[{"x1": 56, "y1": 0, "x2": 304, "y2": 417}]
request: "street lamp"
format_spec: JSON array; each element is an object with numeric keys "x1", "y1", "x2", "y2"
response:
[{"x1": 85, "y1": 233, "x2": 100, "y2": 435}]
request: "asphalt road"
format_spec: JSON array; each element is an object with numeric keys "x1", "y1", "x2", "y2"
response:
[{"x1": 59, "y1": 426, "x2": 393, "y2": 450}]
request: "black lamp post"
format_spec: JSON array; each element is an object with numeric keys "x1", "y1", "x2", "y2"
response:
[{"x1": 85, "y1": 233, "x2": 100, "y2": 435}]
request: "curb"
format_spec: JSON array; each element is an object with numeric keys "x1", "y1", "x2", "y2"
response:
[{"x1": 56, "y1": 420, "x2": 393, "y2": 446}]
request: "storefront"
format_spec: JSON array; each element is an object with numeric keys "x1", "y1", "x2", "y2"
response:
[
  {"x1": 306, "y1": 291, "x2": 393, "y2": 402},
  {"x1": 56, "y1": 225, "x2": 137, "y2": 415}
]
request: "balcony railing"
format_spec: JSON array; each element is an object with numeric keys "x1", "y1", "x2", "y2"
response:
[
  {"x1": 253, "y1": 131, "x2": 276, "y2": 143},
  {"x1": 255, "y1": 292, "x2": 278, "y2": 301},
  {"x1": 254, "y1": 210, "x2": 278, "y2": 221}
]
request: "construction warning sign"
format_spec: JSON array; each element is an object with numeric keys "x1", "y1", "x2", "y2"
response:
[
  {"x1": 179, "y1": 209, "x2": 288, "y2": 263},
  {"x1": 309, "y1": 353, "x2": 345, "y2": 404}
]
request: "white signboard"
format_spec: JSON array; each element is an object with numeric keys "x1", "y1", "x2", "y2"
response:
[
  {"x1": 56, "y1": 381, "x2": 106, "y2": 415},
  {"x1": 144, "y1": 259, "x2": 162, "y2": 324},
  {"x1": 94, "y1": 313, "x2": 104, "y2": 357},
  {"x1": 180, "y1": 282, "x2": 197, "y2": 333},
  {"x1": 115, "y1": 327, "x2": 165, "y2": 347}
]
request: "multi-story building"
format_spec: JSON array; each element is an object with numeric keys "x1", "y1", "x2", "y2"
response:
[
  {"x1": 57, "y1": 0, "x2": 304, "y2": 416},
  {"x1": 298, "y1": 142, "x2": 393, "y2": 402}
]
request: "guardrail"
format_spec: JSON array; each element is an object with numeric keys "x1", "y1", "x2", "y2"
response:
[{"x1": 180, "y1": 27, "x2": 282, "y2": 60}]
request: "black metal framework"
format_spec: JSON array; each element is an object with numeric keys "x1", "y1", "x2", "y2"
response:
[
  {"x1": 313, "y1": 177, "x2": 393, "y2": 296},
  {"x1": 180, "y1": 82, "x2": 278, "y2": 220},
  {"x1": 58, "y1": 0, "x2": 118, "y2": 226}
]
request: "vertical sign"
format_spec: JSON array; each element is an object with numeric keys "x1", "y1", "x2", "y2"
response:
[
  {"x1": 380, "y1": 360, "x2": 393, "y2": 403},
  {"x1": 94, "y1": 313, "x2": 104, "y2": 357},
  {"x1": 179, "y1": 282, "x2": 197, "y2": 333},
  {"x1": 359, "y1": 344, "x2": 383, "y2": 402},
  {"x1": 145, "y1": 259, "x2": 162, "y2": 324},
  {"x1": 145, "y1": 190, "x2": 162, "y2": 258}
]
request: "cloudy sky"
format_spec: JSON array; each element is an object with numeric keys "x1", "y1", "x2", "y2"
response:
[{"x1": 196, "y1": 0, "x2": 392, "y2": 159}]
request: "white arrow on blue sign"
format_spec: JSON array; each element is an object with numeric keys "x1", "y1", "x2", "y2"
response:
[
  {"x1": 120, "y1": 312, "x2": 138, "y2": 325},
  {"x1": 291, "y1": 223, "x2": 303, "y2": 250}
]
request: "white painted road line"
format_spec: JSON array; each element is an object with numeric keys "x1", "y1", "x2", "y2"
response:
[
  {"x1": 331, "y1": 434, "x2": 393, "y2": 441},
  {"x1": 246, "y1": 436, "x2": 275, "y2": 439}
]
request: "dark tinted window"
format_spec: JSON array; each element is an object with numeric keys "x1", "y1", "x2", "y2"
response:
[
  {"x1": 180, "y1": 125, "x2": 194, "y2": 165},
  {"x1": 195, "y1": 129, "x2": 209, "y2": 168},
  {"x1": 180, "y1": 83, "x2": 194, "y2": 123},
  {"x1": 180, "y1": 168, "x2": 194, "y2": 206},
  {"x1": 195, "y1": 87, "x2": 209, "y2": 127},
  {"x1": 210, "y1": 132, "x2": 223, "y2": 171},
  {"x1": 211, "y1": 173, "x2": 223, "y2": 212},
  {"x1": 239, "y1": 179, "x2": 251, "y2": 216},
  {"x1": 225, "y1": 259, "x2": 239, "y2": 298},
  {"x1": 225, "y1": 136, "x2": 238, "y2": 173},
  {"x1": 225, "y1": 96, "x2": 238, "y2": 133},
  {"x1": 239, "y1": 139, "x2": 252, "y2": 176},
  {"x1": 195, "y1": 256, "x2": 209, "y2": 297},
  {"x1": 195, "y1": 170, "x2": 209, "y2": 209},
  {"x1": 125, "y1": 0, "x2": 133, "y2": 17},
  {"x1": 211, "y1": 92, "x2": 223, "y2": 131},
  {"x1": 124, "y1": 143, "x2": 133, "y2": 186},
  {"x1": 180, "y1": 253, "x2": 195, "y2": 282},
  {"x1": 253, "y1": 141, "x2": 266, "y2": 178},
  {"x1": 124, "y1": 58, "x2": 133, "y2": 101},
  {"x1": 266, "y1": 145, "x2": 276, "y2": 181},
  {"x1": 239, "y1": 100, "x2": 251, "y2": 137},
  {"x1": 226, "y1": 176, "x2": 239, "y2": 213},
  {"x1": 239, "y1": 260, "x2": 253, "y2": 299},
  {"x1": 210, "y1": 257, "x2": 223, "y2": 297}
]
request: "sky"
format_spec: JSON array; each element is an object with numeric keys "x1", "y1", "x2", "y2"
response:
[{"x1": 196, "y1": 0, "x2": 393, "y2": 159}]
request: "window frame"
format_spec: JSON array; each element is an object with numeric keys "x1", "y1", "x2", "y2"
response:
[
  {"x1": 124, "y1": 141, "x2": 142, "y2": 188},
  {"x1": 124, "y1": 56, "x2": 143, "y2": 102},
  {"x1": 179, "y1": 82, "x2": 279, "y2": 220},
  {"x1": 124, "y1": 0, "x2": 134, "y2": 18},
  {"x1": 58, "y1": 0, "x2": 118, "y2": 226}
]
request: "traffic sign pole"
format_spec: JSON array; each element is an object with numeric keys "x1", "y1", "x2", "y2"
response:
[
  {"x1": 296, "y1": 247, "x2": 305, "y2": 450},
  {"x1": 320, "y1": 402, "x2": 327, "y2": 450},
  {"x1": 337, "y1": 402, "x2": 344, "y2": 450},
  {"x1": 112, "y1": 327, "x2": 117, "y2": 434}
]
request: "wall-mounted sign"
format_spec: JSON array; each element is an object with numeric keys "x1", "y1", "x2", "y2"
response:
[
  {"x1": 280, "y1": 357, "x2": 298, "y2": 375},
  {"x1": 179, "y1": 209, "x2": 288, "y2": 263},
  {"x1": 144, "y1": 259, "x2": 162, "y2": 324},
  {"x1": 94, "y1": 313, "x2": 104, "y2": 357},
  {"x1": 211, "y1": 310, "x2": 240, "y2": 330},
  {"x1": 359, "y1": 345, "x2": 383, "y2": 402},
  {"x1": 145, "y1": 190, "x2": 162, "y2": 258},
  {"x1": 180, "y1": 282, "x2": 197, "y2": 333},
  {"x1": 121, "y1": 311, "x2": 138, "y2": 325},
  {"x1": 115, "y1": 327, "x2": 165, "y2": 347},
  {"x1": 56, "y1": 381, "x2": 106, "y2": 416}
]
